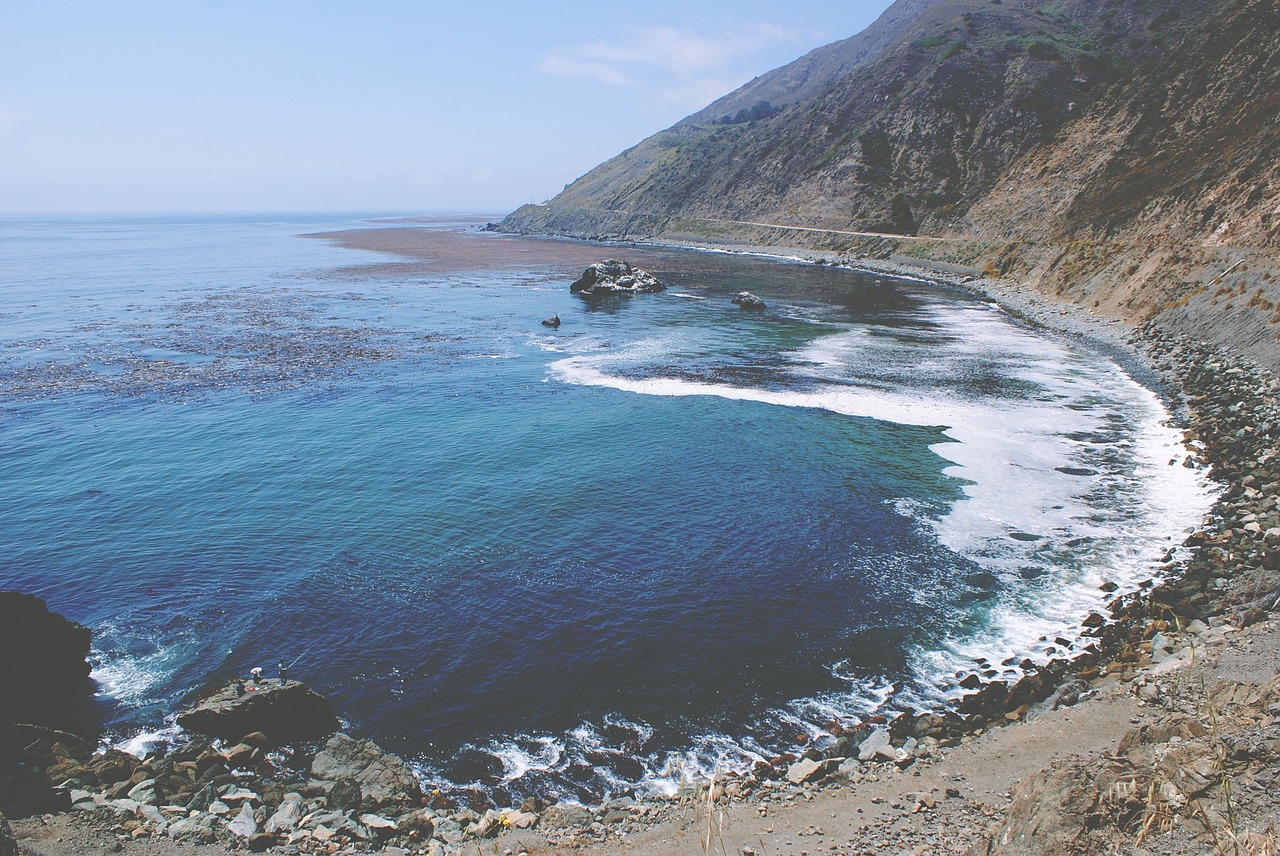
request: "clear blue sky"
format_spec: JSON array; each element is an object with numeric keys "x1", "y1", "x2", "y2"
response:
[{"x1": 1, "y1": 1, "x2": 893, "y2": 214}]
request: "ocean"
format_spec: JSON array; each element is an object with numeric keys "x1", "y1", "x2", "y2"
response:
[{"x1": 0, "y1": 212, "x2": 1213, "y2": 805}]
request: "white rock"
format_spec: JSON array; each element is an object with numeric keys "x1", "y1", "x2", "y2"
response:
[
  {"x1": 786, "y1": 758, "x2": 824, "y2": 784},
  {"x1": 227, "y1": 802, "x2": 258, "y2": 838},
  {"x1": 109, "y1": 798, "x2": 140, "y2": 816},
  {"x1": 265, "y1": 799, "x2": 301, "y2": 834},
  {"x1": 359, "y1": 813, "x2": 398, "y2": 830},
  {"x1": 126, "y1": 779, "x2": 158, "y2": 804},
  {"x1": 137, "y1": 804, "x2": 166, "y2": 826},
  {"x1": 501, "y1": 809, "x2": 538, "y2": 829},
  {"x1": 857, "y1": 727, "x2": 891, "y2": 761}
]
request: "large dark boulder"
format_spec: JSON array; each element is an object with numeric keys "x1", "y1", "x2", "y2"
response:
[
  {"x1": 569, "y1": 260, "x2": 665, "y2": 296},
  {"x1": 0, "y1": 592, "x2": 92, "y2": 726},
  {"x1": 176, "y1": 680, "x2": 338, "y2": 743},
  {"x1": 0, "y1": 811, "x2": 16, "y2": 856}
]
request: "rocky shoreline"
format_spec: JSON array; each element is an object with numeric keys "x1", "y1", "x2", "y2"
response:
[{"x1": 6, "y1": 245, "x2": 1279, "y2": 855}]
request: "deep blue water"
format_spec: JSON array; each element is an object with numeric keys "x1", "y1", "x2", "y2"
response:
[{"x1": 0, "y1": 213, "x2": 1211, "y2": 803}]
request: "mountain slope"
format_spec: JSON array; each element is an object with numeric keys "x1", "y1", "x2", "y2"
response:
[
  {"x1": 501, "y1": 0, "x2": 1280, "y2": 368},
  {"x1": 505, "y1": 0, "x2": 1216, "y2": 236}
]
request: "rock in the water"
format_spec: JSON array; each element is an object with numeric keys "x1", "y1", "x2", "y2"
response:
[
  {"x1": 541, "y1": 315, "x2": 561, "y2": 328},
  {"x1": 731, "y1": 291, "x2": 766, "y2": 310},
  {"x1": 176, "y1": 679, "x2": 338, "y2": 743},
  {"x1": 311, "y1": 733, "x2": 424, "y2": 807},
  {"x1": 569, "y1": 260, "x2": 665, "y2": 296},
  {"x1": 0, "y1": 592, "x2": 92, "y2": 725}
]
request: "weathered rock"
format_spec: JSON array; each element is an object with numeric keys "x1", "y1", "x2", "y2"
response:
[
  {"x1": 0, "y1": 592, "x2": 92, "y2": 726},
  {"x1": 264, "y1": 796, "x2": 302, "y2": 833},
  {"x1": 223, "y1": 742, "x2": 260, "y2": 769},
  {"x1": 327, "y1": 777, "x2": 363, "y2": 813},
  {"x1": 397, "y1": 807, "x2": 435, "y2": 838},
  {"x1": 502, "y1": 808, "x2": 538, "y2": 829},
  {"x1": 247, "y1": 832, "x2": 276, "y2": 852},
  {"x1": 227, "y1": 801, "x2": 258, "y2": 837},
  {"x1": 731, "y1": 291, "x2": 766, "y2": 310},
  {"x1": 310, "y1": 733, "x2": 423, "y2": 806},
  {"x1": 569, "y1": 260, "x2": 665, "y2": 296},
  {"x1": 856, "y1": 727, "x2": 892, "y2": 761},
  {"x1": 540, "y1": 802, "x2": 594, "y2": 829},
  {"x1": 0, "y1": 812, "x2": 15, "y2": 856},
  {"x1": 469, "y1": 808, "x2": 504, "y2": 838},
  {"x1": 785, "y1": 756, "x2": 839, "y2": 784},
  {"x1": 976, "y1": 757, "x2": 1141, "y2": 855},
  {"x1": 126, "y1": 778, "x2": 159, "y2": 805},
  {"x1": 786, "y1": 757, "x2": 822, "y2": 784},
  {"x1": 176, "y1": 679, "x2": 338, "y2": 743},
  {"x1": 167, "y1": 816, "x2": 217, "y2": 843},
  {"x1": 360, "y1": 812, "x2": 398, "y2": 831}
]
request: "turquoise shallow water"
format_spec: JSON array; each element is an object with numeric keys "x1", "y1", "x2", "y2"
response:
[{"x1": 0, "y1": 213, "x2": 1211, "y2": 803}]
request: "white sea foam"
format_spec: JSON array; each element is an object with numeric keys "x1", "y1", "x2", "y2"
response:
[
  {"x1": 113, "y1": 721, "x2": 184, "y2": 758},
  {"x1": 90, "y1": 622, "x2": 198, "y2": 709},
  {"x1": 542, "y1": 293, "x2": 1216, "y2": 788}
]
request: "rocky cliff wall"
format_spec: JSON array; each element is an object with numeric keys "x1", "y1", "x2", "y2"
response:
[{"x1": 503, "y1": 0, "x2": 1280, "y2": 370}]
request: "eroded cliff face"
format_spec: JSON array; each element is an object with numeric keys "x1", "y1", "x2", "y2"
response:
[{"x1": 503, "y1": 0, "x2": 1280, "y2": 369}]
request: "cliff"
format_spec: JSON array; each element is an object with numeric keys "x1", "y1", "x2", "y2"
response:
[{"x1": 503, "y1": 0, "x2": 1280, "y2": 370}]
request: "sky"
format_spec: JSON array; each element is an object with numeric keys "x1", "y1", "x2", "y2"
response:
[{"x1": 0, "y1": 1, "x2": 894, "y2": 214}]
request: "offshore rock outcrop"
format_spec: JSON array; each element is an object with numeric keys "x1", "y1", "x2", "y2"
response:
[
  {"x1": 176, "y1": 679, "x2": 339, "y2": 744},
  {"x1": 569, "y1": 260, "x2": 665, "y2": 296}
]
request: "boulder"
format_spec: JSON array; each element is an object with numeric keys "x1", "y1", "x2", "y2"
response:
[
  {"x1": 0, "y1": 592, "x2": 92, "y2": 726},
  {"x1": 786, "y1": 757, "x2": 839, "y2": 784},
  {"x1": 731, "y1": 291, "x2": 766, "y2": 310},
  {"x1": 541, "y1": 315, "x2": 561, "y2": 328},
  {"x1": 310, "y1": 733, "x2": 423, "y2": 807},
  {"x1": 540, "y1": 802, "x2": 594, "y2": 830},
  {"x1": 247, "y1": 832, "x2": 276, "y2": 852},
  {"x1": 328, "y1": 777, "x2": 362, "y2": 813},
  {"x1": 264, "y1": 796, "x2": 302, "y2": 834},
  {"x1": 0, "y1": 812, "x2": 15, "y2": 856},
  {"x1": 397, "y1": 808, "x2": 435, "y2": 838},
  {"x1": 569, "y1": 261, "x2": 665, "y2": 296},
  {"x1": 176, "y1": 679, "x2": 338, "y2": 743},
  {"x1": 977, "y1": 757, "x2": 1141, "y2": 855},
  {"x1": 227, "y1": 801, "x2": 258, "y2": 838},
  {"x1": 167, "y1": 816, "x2": 217, "y2": 843},
  {"x1": 857, "y1": 727, "x2": 892, "y2": 761}
]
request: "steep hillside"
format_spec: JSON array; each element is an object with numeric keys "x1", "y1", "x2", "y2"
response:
[
  {"x1": 506, "y1": 0, "x2": 1213, "y2": 236},
  {"x1": 502, "y1": 0, "x2": 1280, "y2": 368}
]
